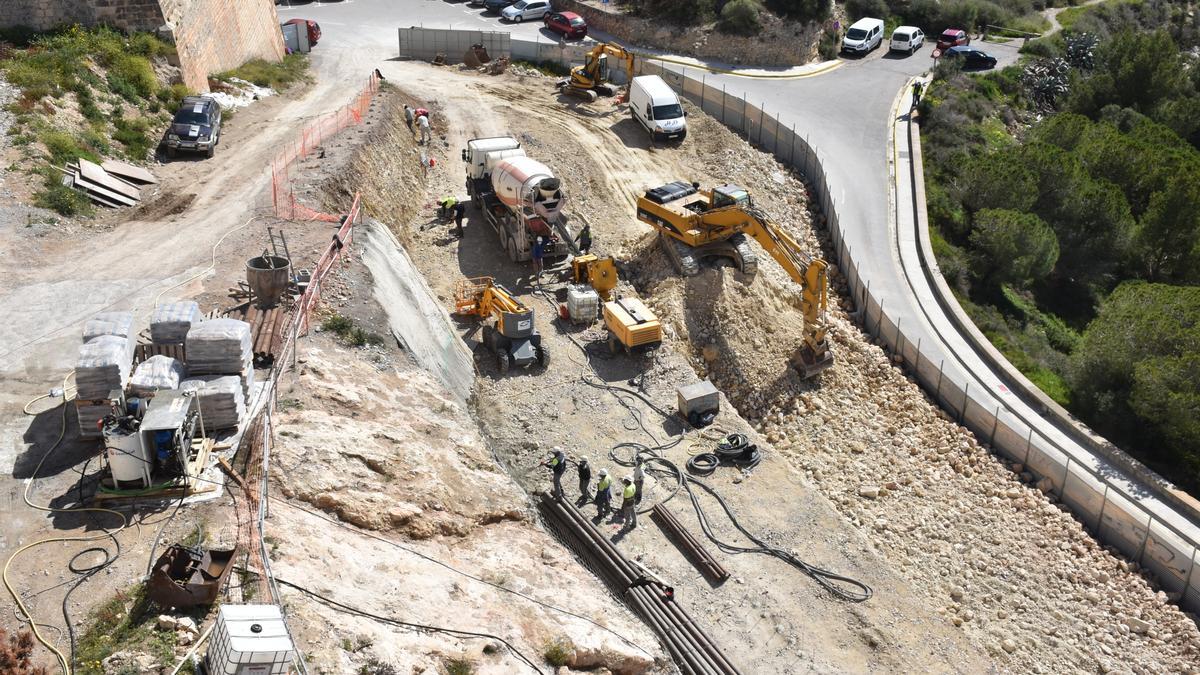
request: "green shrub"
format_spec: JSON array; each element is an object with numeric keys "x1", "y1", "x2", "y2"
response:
[
  {"x1": 217, "y1": 53, "x2": 310, "y2": 90},
  {"x1": 765, "y1": 0, "x2": 830, "y2": 21},
  {"x1": 39, "y1": 129, "x2": 97, "y2": 165},
  {"x1": 321, "y1": 314, "x2": 354, "y2": 334},
  {"x1": 543, "y1": 639, "x2": 573, "y2": 668},
  {"x1": 718, "y1": 0, "x2": 764, "y2": 36},
  {"x1": 444, "y1": 657, "x2": 475, "y2": 675},
  {"x1": 35, "y1": 178, "x2": 94, "y2": 217},
  {"x1": 845, "y1": 0, "x2": 888, "y2": 21},
  {"x1": 641, "y1": 0, "x2": 715, "y2": 24},
  {"x1": 112, "y1": 115, "x2": 155, "y2": 160},
  {"x1": 818, "y1": 27, "x2": 841, "y2": 60}
]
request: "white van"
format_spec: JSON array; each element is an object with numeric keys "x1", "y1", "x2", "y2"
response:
[
  {"x1": 842, "y1": 17, "x2": 885, "y2": 54},
  {"x1": 890, "y1": 26, "x2": 925, "y2": 54},
  {"x1": 629, "y1": 75, "x2": 687, "y2": 143}
]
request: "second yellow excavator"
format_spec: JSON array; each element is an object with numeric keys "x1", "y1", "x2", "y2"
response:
[
  {"x1": 557, "y1": 42, "x2": 636, "y2": 102},
  {"x1": 636, "y1": 181, "x2": 834, "y2": 378}
]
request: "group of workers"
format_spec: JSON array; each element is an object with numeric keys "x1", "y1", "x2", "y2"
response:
[
  {"x1": 404, "y1": 104, "x2": 433, "y2": 145},
  {"x1": 544, "y1": 448, "x2": 646, "y2": 528}
]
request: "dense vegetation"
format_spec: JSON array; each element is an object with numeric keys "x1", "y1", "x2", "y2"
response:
[
  {"x1": 919, "y1": 0, "x2": 1200, "y2": 492},
  {"x1": 0, "y1": 25, "x2": 186, "y2": 216}
]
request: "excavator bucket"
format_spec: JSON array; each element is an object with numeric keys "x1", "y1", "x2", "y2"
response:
[{"x1": 793, "y1": 346, "x2": 834, "y2": 379}]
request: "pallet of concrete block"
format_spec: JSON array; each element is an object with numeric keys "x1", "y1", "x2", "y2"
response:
[
  {"x1": 129, "y1": 355, "x2": 187, "y2": 398},
  {"x1": 180, "y1": 376, "x2": 245, "y2": 431},
  {"x1": 186, "y1": 319, "x2": 254, "y2": 399},
  {"x1": 76, "y1": 335, "x2": 134, "y2": 400},
  {"x1": 151, "y1": 301, "x2": 202, "y2": 345},
  {"x1": 82, "y1": 311, "x2": 134, "y2": 344}
]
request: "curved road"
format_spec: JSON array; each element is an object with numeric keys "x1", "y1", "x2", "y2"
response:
[{"x1": 288, "y1": 0, "x2": 1200, "y2": 595}]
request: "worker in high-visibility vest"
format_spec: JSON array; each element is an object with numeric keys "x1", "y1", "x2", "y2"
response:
[
  {"x1": 594, "y1": 469, "x2": 612, "y2": 518},
  {"x1": 542, "y1": 448, "x2": 566, "y2": 501},
  {"x1": 621, "y1": 476, "x2": 637, "y2": 528}
]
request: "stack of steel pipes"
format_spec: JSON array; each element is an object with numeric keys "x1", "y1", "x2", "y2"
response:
[
  {"x1": 538, "y1": 493, "x2": 741, "y2": 675},
  {"x1": 650, "y1": 503, "x2": 730, "y2": 584}
]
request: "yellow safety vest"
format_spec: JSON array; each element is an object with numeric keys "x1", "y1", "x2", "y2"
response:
[
  {"x1": 597, "y1": 476, "x2": 611, "y2": 492},
  {"x1": 623, "y1": 484, "x2": 635, "y2": 500}
]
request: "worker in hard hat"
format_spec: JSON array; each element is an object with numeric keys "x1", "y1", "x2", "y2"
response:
[
  {"x1": 621, "y1": 476, "x2": 638, "y2": 528},
  {"x1": 576, "y1": 456, "x2": 592, "y2": 506},
  {"x1": 542, "y1": 447, "x2": 567, "y2": 501},
  {"x1": 594, "y1": 469, "x2": 612, "y2": 518},
  {"x1": 633, "y1": 456, "x2": 646, "y2": 503}
]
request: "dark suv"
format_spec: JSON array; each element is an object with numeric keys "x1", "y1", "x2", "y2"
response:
[{"x1": 164, "y1": 96, "x2": 222, "y2": 158}]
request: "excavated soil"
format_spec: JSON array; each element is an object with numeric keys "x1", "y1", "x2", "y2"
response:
[{"x1": 340, "y1": 61, "x2": 1200, "y2": 675}]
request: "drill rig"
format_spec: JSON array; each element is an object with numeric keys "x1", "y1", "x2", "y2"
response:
[
  {"x1": 454, "y1": 277, "x2": 549, "y2": 374},
  {"x1": 636, "y1": 181, "x2": 834, "y2": 378}
]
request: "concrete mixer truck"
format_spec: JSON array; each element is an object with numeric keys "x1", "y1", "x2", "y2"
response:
[{"x1": 462, "y1": 136, "x2": 577, "y2": 262}]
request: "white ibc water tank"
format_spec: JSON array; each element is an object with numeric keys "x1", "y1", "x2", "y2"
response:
[
  {"x1": 492, "y1": 156, "x2": 564, "y2": 219},
  {"x1": 104, "y1": 423, "x2": 151, "y2": 489},
  {"x1": 206, "y1": 604, "x2": 295, "y2": 675}
]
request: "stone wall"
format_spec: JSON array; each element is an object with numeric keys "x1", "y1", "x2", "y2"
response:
[
  {"x1": 0, "y1": 0, "x2": 285, "y2": 93},
  {"x1": 553, "y1": 0, "x2": 821, "y2": 66}
]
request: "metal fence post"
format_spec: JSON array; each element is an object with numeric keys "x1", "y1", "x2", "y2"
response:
[
  {"x1": 990, "y1": 406, "x2": 1000, "y2": 446},
  {"x1": 790, "y1": 124, "x2": 796, "y2": 165},
  {"x1": 1062, "y1": 456, "x2": 1072, "y2": 496},
  {"x1": 895, "y1": 317, "x2": 903, "y2": 354},
  {"x1": 701, "y1": 73, "x2": 706, "y2": 110},
  {"x1": 1096, "y1": 484, "x2": 1110, "y2": 533},
  {"x1": 758, "y1": 103, "x2": 765, "y2": 145},
  {"x1": 935, "y1": 360, "x2": 945, "y2": 400},
  {"x1": 1184, "y1": 546, "x2": 1198, "y2": 598},
  {"x1": 959, "y1": 382, "x2": 970, "y2": 424},
  {"x1": 914, "y1": 338, "x2": 922, "y2": 375},
  {"x1": 875, "y1": 299, "x2": 885, "y2": 337},
  {"x1": 1023, "y1": 428, "x2": 1033, "y2": 466},
  {"x1": 721, "y1": 85, "x2": 726, "y2": 123},
  {"x1": 1137, "y1": 516, "x2": 1153, "y2": 566}
]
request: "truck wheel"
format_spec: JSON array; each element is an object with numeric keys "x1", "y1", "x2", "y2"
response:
[
  {"x1": 166, "y1": 146, "x2": 177, "y2": 159},
  {"x1": 535, "y1": 344, "x2": 549, "y2": 368},
  {"x1": 506, "y1": 237, "x2": 520, "y2": 263},
  {"x1": 497, "y1": 350, "x2": 511, "y2": 374}
]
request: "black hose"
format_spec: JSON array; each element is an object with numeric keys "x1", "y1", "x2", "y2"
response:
[{"x1": 686, "y1": 453, "x2": 720, "y2": 476}]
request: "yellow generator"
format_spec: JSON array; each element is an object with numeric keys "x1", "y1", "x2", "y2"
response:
[{"x1": 604, "y1": 297, "x2": 662, "y2": 354}]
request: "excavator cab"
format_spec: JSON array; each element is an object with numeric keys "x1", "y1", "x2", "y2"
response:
[{"x1": 712, "y1": 185, "x2": 751, "y2": 209}]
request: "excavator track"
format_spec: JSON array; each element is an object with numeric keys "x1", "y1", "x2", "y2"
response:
[
  {"x1": 660, "y1": 233, "x2": 701, "y2": 276},
  {"x1": 730, "y1": 233, "x2": 758, "y2": 276}
]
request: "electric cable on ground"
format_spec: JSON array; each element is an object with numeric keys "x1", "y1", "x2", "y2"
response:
[
  {"x1": 276, "y1": 498, "x2": 653, "y2": 656},
  {"x1": 271, "y1": 576, "x2": 545, "y2": 674}
]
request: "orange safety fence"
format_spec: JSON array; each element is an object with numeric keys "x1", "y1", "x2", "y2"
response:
[{"x1": 271, "y1": 71, "x2": 380, "y2": 221}]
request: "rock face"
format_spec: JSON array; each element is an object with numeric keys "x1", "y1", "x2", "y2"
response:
[{"x1": 268, "y1": 340, "x2": 665, "y2": 674}]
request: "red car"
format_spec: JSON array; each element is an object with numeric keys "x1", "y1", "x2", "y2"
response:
[
  {"x1": 936, "y1": 28, "x2": 970, "y2": 51},
  {"x1": 544, "y1": 11, "x2": 587, "y2": 39},
  {"x1": 285, "y1": 18, "x2": 321, "y2": 47}
]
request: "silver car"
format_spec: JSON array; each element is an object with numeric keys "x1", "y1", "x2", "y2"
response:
[{"x1": 500, "y1": 0, "x2": 550, "y2": 22}]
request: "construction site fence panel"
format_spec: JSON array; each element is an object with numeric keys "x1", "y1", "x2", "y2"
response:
[
  {"x1": 391, "y1": 28, "x2": 1200, "y2": 612},
  {"x1": 271, "y1": 71, "x2": 380, "y2": 221},
  {"x1": 397, "y1": 27, "x2": 511, "y2": 63}
]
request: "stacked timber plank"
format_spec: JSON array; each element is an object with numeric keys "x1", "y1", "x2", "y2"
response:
[
  {"x1": 538, "y1": 493, "x2": 741, "y2": 675},
  {"x1": 227, "y1": 304, "x2": 287, "y2": 366},
  {"x1": 186, "y1": 319, "x2": 254, "y2": 402},
  {"x1": 61, "y1": 158, "x2": 157, "y2": 208}
]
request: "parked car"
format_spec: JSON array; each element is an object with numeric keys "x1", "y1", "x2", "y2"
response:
[
  {"x1": 936, "y1": 28, "x2": 970, "y2": 51},
  {"x1": 283, "y1": 18, "x2": 321, "y2": 47},
  {"x1": 942, "y1": 45, "x2": 997, "y2": 68},
  {"x1": 544, "y1": 11, "x2": 587, "y2": 39},
  {"x1": 483, "y1": 0, "x2": 517, "y2": 14},
  {"x1": 500, "y1": 0, "x2": 550, "y2": 22},
  {"x1": 842, "y1": 17, "x2": 885, "y2": 55},
  {"x1": 468, "y1": 0, "x2": 488, "y2": 5},
  {"x1": 890, "y1": 26, "x2": 924, "y2": 54},
  {"x1": 164, "y1": 96, "x2": 222, "y2": 158}
]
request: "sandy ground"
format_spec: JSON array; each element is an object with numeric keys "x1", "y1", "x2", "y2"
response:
[{"x1": 343, "y1": 61, "x2": 1200, "y2": 675}]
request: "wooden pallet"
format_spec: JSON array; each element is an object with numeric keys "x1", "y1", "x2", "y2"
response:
[
  {"x1": 133, "y1": 342, "x2": 186, "y2": 368},
  {"x1": 93, "y1": 437, "x2": 217, "y2": 504}
]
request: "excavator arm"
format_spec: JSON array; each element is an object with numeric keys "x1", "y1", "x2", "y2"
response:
[{"x1": 699, "y1": 205, "x2": 834, "y2": 377}]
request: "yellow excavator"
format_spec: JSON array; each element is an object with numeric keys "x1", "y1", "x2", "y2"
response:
[
  {"x1": 636, "y1": 181, "x2": 833, "y2": 377},
  {"x1": 454, "y1": 277, "x2": 549, "y2": 374},
  {"x1": 557, "y1": 42, "x2": 636, "y2": 102}
]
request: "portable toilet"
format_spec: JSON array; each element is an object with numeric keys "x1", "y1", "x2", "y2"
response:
[{"x1": 205, "y1": 604, "x2": 295, "y2": 674}]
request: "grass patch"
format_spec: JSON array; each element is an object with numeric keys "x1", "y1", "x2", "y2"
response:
[
  {"x1": 321, "y1": 312, "x2": 384, "y2": 348},
  {"x1": 112, "y1": 115, "x2": 155, "y2": 160},
  {"x1": 35, "y1": 175, "x2": 95, "y2": 217},
  {"x1": 445, "y1": 656, "x2": 475, "y2": 675},
  {"x1": 216, "y1": 53, "x2": 309, "y2": 89},
  {"x1": 76, "y1": 584, "x2": 175, "y2": 674},
  {"x1": 542, "y1": 638, "x2": 573, "y2": 667}
]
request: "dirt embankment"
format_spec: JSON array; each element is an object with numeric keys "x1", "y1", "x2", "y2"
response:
[
  {"x1": 266, "y1": 258, "x2": 664, "y2": 673},
  {"x1": 337, "y1": 61, "x2": 1200, "y2": 675}
]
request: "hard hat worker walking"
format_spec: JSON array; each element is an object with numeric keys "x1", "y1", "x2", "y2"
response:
[{"x1": 577, "y1": 456, "x2": 592, "y2": 506}]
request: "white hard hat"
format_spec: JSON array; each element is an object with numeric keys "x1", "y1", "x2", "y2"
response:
[
  {"x1": 599, "y1": 468, "x2": 608, "y2": 477},
  {"x1": 623, "y1": 476, "x2": 633, "y2": 483}
]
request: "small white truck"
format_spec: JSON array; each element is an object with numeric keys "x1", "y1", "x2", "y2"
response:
[{"x1": 462, "y1": 136, "x2": 576, "y2": 262}]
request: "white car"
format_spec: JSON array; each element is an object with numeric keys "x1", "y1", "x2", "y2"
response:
[
  {"x1": 501, "y1": 0, "x2": 550, "y2": 22},
  {"x1": 890, "y1": 26, "x2": 925, "y2": 54}
]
